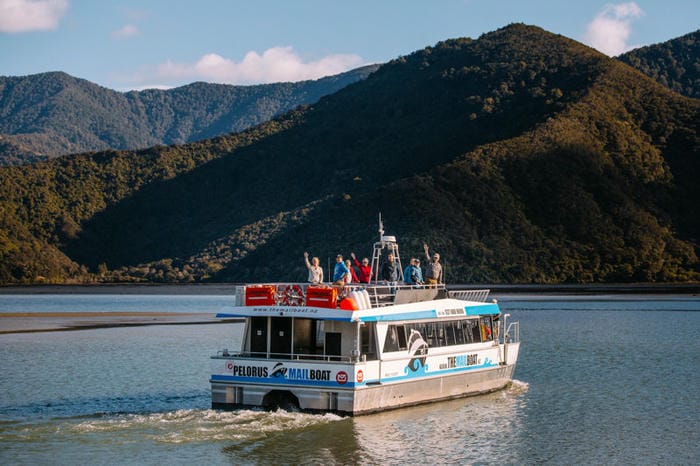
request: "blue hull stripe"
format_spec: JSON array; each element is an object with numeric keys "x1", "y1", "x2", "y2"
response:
[
  {"x1": 380, "y1": 361, "x2": 498, "y2": 383},
  {"x1": 211, "y1": 361, "x2": 500, "y2": 389},
  {"x1": 211, "y1": 374, "x2": 359, "y2": 388}
]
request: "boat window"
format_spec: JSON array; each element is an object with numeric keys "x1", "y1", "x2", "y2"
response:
[
  {"x1": 457, "y1": 321, "x2": 467, "y2": 345},
  {"x1": 383, "y1": 318, "x2": 491, "y2": 352},
  {"x1": 480, "y1": 316, "x2": 494, "y2": 341},
  {"x1": 315, "y1": 321, "x2": 325, "y2": 349},
  {"x1": 435, "y1": 324, "x2": 446, "y2": 347},
  {"x1": 407, "y1": 323, "x2": 427, "y2": 347},
  {"x1": 424, "y1": 323, "x2": 436, "y2": 347},
  {"x1": 293, "y1": 318, "x2": 315, "y2": 355},
  {"x1": 361, "y1": 323, "x2": 377, "y2": 361},
  {"x1": 444, "y1": 321, "x2": 457, "y2": 346},
  {"x1": 461, "y1": 319, "x2": 481, "y2": 343},
  {"x1": 383, "y1": 325, "x2": 407, "y2": 352}
]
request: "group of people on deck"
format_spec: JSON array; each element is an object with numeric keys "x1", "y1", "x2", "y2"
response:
[{"x1": 303, "y1": 243, "x2": 442, "y2": 286}]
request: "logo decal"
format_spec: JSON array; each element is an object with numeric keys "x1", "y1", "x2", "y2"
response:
[
  {"x1": 336, "y1": 371, "x2": 348, "y2": 384},
  {"x1": 356, "y1": 370, "x2": 364, "y2": 383},
  {"x1": 270, "y1": 362, "x2": 288, "y2": 377},
  {"x1": 406, "y1": 329, "x2": 429, "y2": 372}
]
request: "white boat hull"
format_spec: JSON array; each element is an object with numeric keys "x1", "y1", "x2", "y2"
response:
[{"x1": 211, "y1": 342, "x2": 519, "y2": 415}]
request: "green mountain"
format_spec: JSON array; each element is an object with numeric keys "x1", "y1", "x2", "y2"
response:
[
  {"x1": 0, "y1": 24, "x2": 698, "y2": 284},
  {"x1": 0, "y1": 65, "x2": 379, "y2": 165},
  {"x1": 618, "y1": 29, "x2": 700, "y2": 99}
]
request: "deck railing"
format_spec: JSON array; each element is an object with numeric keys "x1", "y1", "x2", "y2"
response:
[
  {"x1": 448, "y1": 289, "x2": 490, "y2": 303},
  {"x1": 230, "y1": 283, "x2": 492, "y2": 308},
  {"x1": 213, "y1": 350, "x2": 353, "y2": 363},
  {"x1": 505, "y1": 321, "x2": 520, "y2": 343}
]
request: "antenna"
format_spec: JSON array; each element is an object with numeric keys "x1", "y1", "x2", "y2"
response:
[{"x1": 378, "y1": 212, "x2": 384, "y2": 239}]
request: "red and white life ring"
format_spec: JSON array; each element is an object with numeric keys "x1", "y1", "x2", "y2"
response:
[{"x1": 281, "y1": 285, "x2": 304, "y2": 306}]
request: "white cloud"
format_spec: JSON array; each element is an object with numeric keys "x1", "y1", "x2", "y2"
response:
[
  {"x1": 134, "y1": 46, "x2": 365, "y2": 86},
  {"x1": 112, "y1": 24, "x2": 139, "y2": 39},
  {"x1": 583, "y1": 2, "x2": 644, "y2": 56},
  {"x1": 0, "y1": 0, "x2": 68, "y2": 33}
]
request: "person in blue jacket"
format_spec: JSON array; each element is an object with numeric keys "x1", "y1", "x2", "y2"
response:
[
  {"x1": 404, "y1": 258, "x2": 416, "y2": 285},
  {"x1": 333, "y1": 254, "x2": 350, "y2": 286},
  {"x1": 414, "y1": 259, "x2": 424, "y2": 284}
]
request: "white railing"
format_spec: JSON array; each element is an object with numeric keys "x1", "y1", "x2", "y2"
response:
[
  {"x1": 505, "y1": 321, "x2": 520, "y2": 343},
  {"x1": 448, "y1": 289, "x2": 490, "y2": 303},
  {"x1": 213, "y1": 350, "x2": 353, "y2": 363}
]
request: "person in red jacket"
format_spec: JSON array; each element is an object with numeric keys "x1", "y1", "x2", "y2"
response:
[
  {"x1": 345, "y1": 259, "x2": 360, "y2": 283},
  {"x1": 350, "y1": 252, "x2": 372, "y2": 283}
]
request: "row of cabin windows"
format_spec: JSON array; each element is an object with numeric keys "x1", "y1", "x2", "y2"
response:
[
  {"x1": 248, "y1": 316, "x2": 378, "y2": 361},
  {"x1": 383, "y1": 316, "x2": 495, "y2": 353}
]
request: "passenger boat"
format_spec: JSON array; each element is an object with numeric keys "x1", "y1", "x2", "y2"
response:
[{"x1": 211, "y1": 223, "x2": 520, "y2": 415}]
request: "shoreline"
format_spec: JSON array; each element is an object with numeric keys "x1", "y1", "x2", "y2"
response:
[
  {"x1": 0, "y1": 311, "x2": 242, "y2": 335},
  {"x1": 0, "y1": 283, "x2": 237, "y2": 295},
  {"x1": 1, "y1": 282, "x2": 699, "y2": 295},
  {"x1": 1, "y1": 284, "x2": 697, "y2": 335}
]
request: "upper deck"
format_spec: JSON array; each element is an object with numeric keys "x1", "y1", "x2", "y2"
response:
[{"x1": 216, "y1": 283, "x2": 499, "y2": 323}]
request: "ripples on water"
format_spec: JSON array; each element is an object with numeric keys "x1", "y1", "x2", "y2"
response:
[
  {"x1": 1, "y1": 294, "x2": 699, "y2": 464},
  {"x1": 0, "y1": 385, "x2": 530, "y2": 465}
]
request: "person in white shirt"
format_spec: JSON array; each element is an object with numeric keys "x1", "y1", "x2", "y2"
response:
[{"x1": 303, "y1": 251, "x2": 323, "y2": 283}]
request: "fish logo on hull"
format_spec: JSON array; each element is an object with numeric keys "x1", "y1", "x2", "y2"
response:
[
  {"x1": 270, "y1": 362, "x2": 288, "y2": 377},
  {"x1": 407, "y1": 329, "x2": 428, "y2": 372}
]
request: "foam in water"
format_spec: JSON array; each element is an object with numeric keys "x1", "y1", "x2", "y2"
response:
[
  {"x1": 508, "y1": 379, "x2": 530, "y2": 394},
  {"x1": 69, "y1": 409, "x2": 344, "y2": 444}
]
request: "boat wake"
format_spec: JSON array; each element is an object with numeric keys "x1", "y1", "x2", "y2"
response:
[
  {"x1": 69, "y1": 408, "x2": 344, "y2": 444},
  {"x1": 0, "y1": 407, "x2": 344, "y2": 447}
]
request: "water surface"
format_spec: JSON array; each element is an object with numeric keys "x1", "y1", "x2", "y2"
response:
[{"x1": 1, "y1": 293, "x2": 698, "y2": 465}]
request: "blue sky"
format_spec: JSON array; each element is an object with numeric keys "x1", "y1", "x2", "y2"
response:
[{"x1": 1, "y1": 0, "x2": 698, "y2": 90}]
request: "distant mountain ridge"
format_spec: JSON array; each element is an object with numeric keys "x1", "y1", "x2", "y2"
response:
[
  {"x1": 0, "y1": 24, "x2": 697, "y2": 285},
  {"x1": 618, "y1": 29, "x2": 700, "y2": 99},
  {"x1": 0, "y1": 65, "x2": 379, "y2": 165}
]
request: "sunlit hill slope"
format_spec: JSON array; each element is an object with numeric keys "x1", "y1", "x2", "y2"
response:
[{"x1": 0, "y1": 24, "x2": 698, "y2": 284}]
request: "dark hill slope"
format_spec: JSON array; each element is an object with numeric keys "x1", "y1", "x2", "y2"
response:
[
  {"x1": 0, "y1": 65, "x2": 378, "y2": 165},
  {"x1": 0, "y1": 24, "x2": 698, "y2": 284},
  {"x1": 618, "y1": 29, "x2": 700, "y2": 99},
  {"x1": 63, "y1": 25, "x2": 605, "y2": 269},
  {"x1": 216, "y1": 60, "x2": 699, "y2": 284}
]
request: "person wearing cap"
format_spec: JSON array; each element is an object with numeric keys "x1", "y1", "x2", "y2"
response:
[
  {"x1": 414, "y1": 258, "x2": 424, "y2": 285},
  {"x1": 423, "y1": 243, "x2": 443, "y2": 285},
  {"x1": 350, "y1": 252, "x2": 372, "y2": 283},
  {"x1": 333, "y1": 254, "x2": 350, "y2": 286}
]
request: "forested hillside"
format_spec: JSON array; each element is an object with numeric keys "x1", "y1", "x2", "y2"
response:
[
  {"x1": 0, "y1": 65, "x2": 378, "y2": 165},
  {"x1": 619, "y1": 29, "x2": 700, "y2": 99},
  {"x1": 0, "y1": 24, "x2": 698, "y2": 284}
]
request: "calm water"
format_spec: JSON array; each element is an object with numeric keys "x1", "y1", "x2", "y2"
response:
[
  {"x1": 0, "y1": 293, "x2": 698, "y2": 465},
  {"x1": 0, "y1": 293, "x2": 232, "y2": 314}
]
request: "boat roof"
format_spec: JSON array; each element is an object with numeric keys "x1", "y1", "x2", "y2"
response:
[{"x1": 216, "y1": 298, "x2": 500, "y2": 323}]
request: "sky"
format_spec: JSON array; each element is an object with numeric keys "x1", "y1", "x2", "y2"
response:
[{"x1": 0, "y1": 0, "x2": 698, "y2": 91}]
